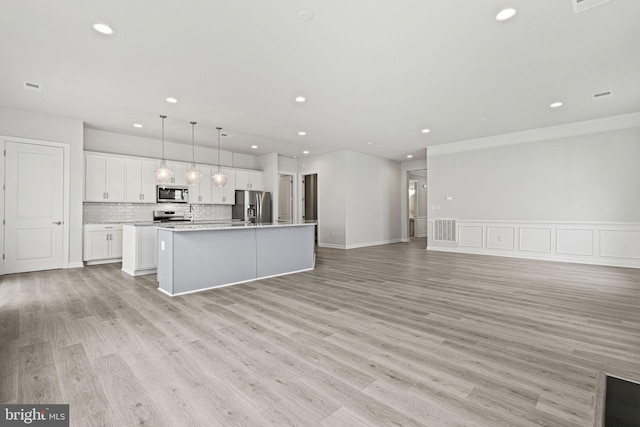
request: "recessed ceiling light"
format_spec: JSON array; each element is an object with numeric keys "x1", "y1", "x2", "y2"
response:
[
  {"x1": 421, "y1": 129, "x2": 430, "y2": 133},
  {"x1": 407, "y1": 154, "x2": 414, "y2": 159},
  {"x1": 495, "y1": 8, "x2": 517, "y2": 22},
  {"x1": 298, "y1": 131, "x2": 306, "y2": 136},
  {"x1": 166, "y1": 97, "x2": 178, "y2": 103},
  {"x1": 251, "y1": 145, "x2": 258, "y2": 149},
  {"x1": 295, "y1": 96, "x2": 306, "y2": 103},
  {"x1": 365, "y1": 142, "x2": 374, "y2": 146},
  {"x1": 550, "y1": 101, "x2": 563, "y2": 108},
  {"x1": 303, "y1": 150, "x2": 310, "y2": 154},
  {"x1": 133, "y1": 123, "x2": 143, "y2": 128},
  {"x1": 93, "y1": 23, "x2": 114, "y2": 35}
]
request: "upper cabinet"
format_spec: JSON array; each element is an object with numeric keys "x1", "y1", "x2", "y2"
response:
[
  {"x1": 235, "y1": 170, "x2": 263, "y2": 191},
  {"x1": 212, "y1": 169, "x2": 236, "y2": 204},
  {"x1": 126, "y1": 158, "x2": 158, "y2": 203},
  {"x1": 165, "y1": 161, "x2": 189, "y2": 187},
  {"x1": 84, "y1": 152, "x2": 263, "y2": 205},
  {"x1": 85, "y1": 154, "x2": 126, "y2": 202},
  {"x1": 190, "y1": 165, "x2": 213, "y2": 204}
]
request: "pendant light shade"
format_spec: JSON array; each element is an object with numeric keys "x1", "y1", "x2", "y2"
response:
[
  {"x1": 156, "y1": 115, "x2": 173, "y2": 184},
  {"x1": 212, "y1": 127, "x2": 227, "y2": 187},
  {"x1": 185, "y1": 121, "x2": 202, "y2": 185}
]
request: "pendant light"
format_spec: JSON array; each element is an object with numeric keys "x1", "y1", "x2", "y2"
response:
[
  {"x1": 212, "y1": 127, "x2": 227, "y2": 187},
  {"x1": 185, "y1": 121, "x2": 202, "y2": 185},
  {"x1": 155, "y1": 114, "x2": 173, "y2": 184}
]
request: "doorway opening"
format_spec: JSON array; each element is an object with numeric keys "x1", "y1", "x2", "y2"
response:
[
  {"x1": 301, "y1": 173, "x2": 318, "y2": 245},
  {"x1": 278, "y1": 174, "x2": 293, "y2": 222},
  {"x1": 407, "y1": 169, "x2": 427, "y2": 242},
  {"x1": 409, "y1": 179, "x2": 418, "y2": 237}
]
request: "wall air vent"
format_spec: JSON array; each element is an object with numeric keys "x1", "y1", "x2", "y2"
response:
[
  {"x1": 573, "y1": 0, "x2": 610, "y2": 14},
  {"x1": 23, "y1": 81, "x2": 41, "y2": 92},
  {"x1": 592, "y1": 90, "x2": 613, "y2": 100},
  {"x1": 434, "y1": 219, "x2": 457, "y2": 242}
]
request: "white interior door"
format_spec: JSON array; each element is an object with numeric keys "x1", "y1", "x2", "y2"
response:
[
  {"x1": 278, "y1": 174, "x2": 292, "y2": 221},
  {"x1": 4, "y1": 141, "x2": 64, "y2": 274}
]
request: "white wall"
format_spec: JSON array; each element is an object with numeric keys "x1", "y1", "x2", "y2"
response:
[
  {"x1": 0, "y1": 106, "x2": 84, "y2": 268},
  {"x1": 299, "y1": 151, "x2": 347, "y2": 247},
  {"x1": 427, "y1": 127, "x2": 640, "y2": 222},
  {"x1": 345, "y1": 151, "x2": 402, "y2": 248},
  {"x1": 298, "y1": 150, "x2": 402, "y2": 249},
  {"x1": 427, "y1": 123, "x2": 640, "y2": 268},
  {"x1": 84, "y1": 128, "x2": 259, "y2": 170}
]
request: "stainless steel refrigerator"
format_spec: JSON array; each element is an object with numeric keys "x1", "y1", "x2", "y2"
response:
[{"x1": 232, "y1": 190, "x2": 272, "y2": 223}]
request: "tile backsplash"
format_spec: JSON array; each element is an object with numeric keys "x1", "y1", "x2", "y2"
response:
[{"x1": 83, "y1": 203, "x2": 232, "y2": 223}]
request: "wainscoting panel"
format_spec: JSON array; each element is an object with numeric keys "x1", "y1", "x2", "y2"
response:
[
  {"x1": 428, "y1": 220, "x2": 640, "y2": 268},
  {"x1": 486, "y1": 227, "x2": 515, "y2": 250},
  {"x1": 556, "y1": 229, "x2": 594, "y2": 256},
  {"x1": 458, "y1": 226, "x2": 483, "y2": 248},
  {"x1": 519, "y1": 227, "x2": 552, "y2": 253},
  {"x1": 600, "y1": 230, "x2": 640, "y2": 260}
]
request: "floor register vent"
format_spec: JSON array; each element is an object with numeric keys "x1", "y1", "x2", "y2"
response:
[{"x1": 434, "y1": 219, "x2": 457, "y2": 242}]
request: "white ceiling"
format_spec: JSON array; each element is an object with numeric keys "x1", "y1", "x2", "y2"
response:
[{"x1": 1, "y1": 0, "x2": 638, "y2": 161}]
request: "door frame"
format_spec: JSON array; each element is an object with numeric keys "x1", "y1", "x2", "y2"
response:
[
  {"x1": 299, "y1": 171, "x2": 319, "y2": 242},
  {"x1": 400, "y1": 152, "x2": 427, "y2": 244},
  {"x1": 1, "y1": 136, "x2": 71, "y2": 275},
  {"x1": 277, "y1": 173, "x2": 295, "y2": 222}
]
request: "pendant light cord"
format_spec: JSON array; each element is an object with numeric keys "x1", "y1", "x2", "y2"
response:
[
  {"x1": 216, "y1": 127, "x2": 222, "y2": 172},
  {"x1": 160, "y1": 114, "x2": 167, "y2": 160},
  {"x1": 190, "y1": 121, "x2": 196, "y2": 165}
]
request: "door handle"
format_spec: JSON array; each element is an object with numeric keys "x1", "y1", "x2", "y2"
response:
[{"x1": 52, "y1": 221, "x2": 62, "y2": 225}]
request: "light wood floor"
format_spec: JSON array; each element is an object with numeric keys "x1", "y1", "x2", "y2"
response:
[{"x1": 2, "y1": 238, "x2": 640, "y2": 426}]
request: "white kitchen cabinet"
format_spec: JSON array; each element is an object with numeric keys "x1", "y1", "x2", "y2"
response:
[
  {"x1": 83, "y1": 224, "x2": 123, "y2": 263},
  {"x1": 126, "y1": 158, "x2": 159, "y2": 203},
  {"x1": 166, "y1": 161, "x2": 189, "y2": 186},
  {"x1": 212, "y1": 169, "x2": 236, "y2": 204},
  {"x1": 190, "y1": 165, "x2": 213, "y2": 204},
  {"x1": 235, "y1": 170, "x2": 263, "y2": 191},
  {"x1": 122, "y1": 225, "x2": 157, "y2": 276},
  {"x1": 84, "y1": 154, "x2": 126, "y2": 202}
]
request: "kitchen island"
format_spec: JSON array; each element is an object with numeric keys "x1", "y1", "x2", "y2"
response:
[{"x1": 156, "y1": 222, "x2": 315, "y2": 296}]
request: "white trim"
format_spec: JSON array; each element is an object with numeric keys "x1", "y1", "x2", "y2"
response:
[
  {"x1": 65, "y1": 262, "x2": 84, "y2": 269},
  {"x1": 427, "y1": 112, "x2": 640, "y2": 157},
  {"x1": 346, "y1": 238, "x2": 403, "y2": 249},
  {"x1": 427, "y1": 246, "x2": 640, "y2": 269},
  {"x1": 427, "y1": 219, "x2": 640, "y2": 269}
]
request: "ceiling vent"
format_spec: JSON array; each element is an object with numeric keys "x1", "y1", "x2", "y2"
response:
[
  {"x1": 23, "y1": 81, "x2": 41, "y2": 92},
  {"x1": 573, "y1": 0, "x2": 610, "y2": 14},
  {"x1": 593, "y1": 90, "x2": 613, "y2": 100}
]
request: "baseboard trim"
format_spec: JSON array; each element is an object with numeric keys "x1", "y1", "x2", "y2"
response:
[
  {"x1": 65, "y1": 262, "x2": 84, "y2": 269},
  {"x1": 427, "y1": 246, "x2": 640, "y2": 269},
  {"x1": 320, "y1": 239, "x2": 403, "y2": 250}
]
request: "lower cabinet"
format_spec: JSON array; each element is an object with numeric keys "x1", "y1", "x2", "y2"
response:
[
  {"x1": 122, "y1": 225, "x2": 157, "y2": 276},
  {"x1": 83, "y1": 224, "x2": 123, "y2": 263}
]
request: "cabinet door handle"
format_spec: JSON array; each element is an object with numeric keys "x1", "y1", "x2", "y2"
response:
[
  {"x1": 106, "y1": 192, "x2": 109, "y2": 199},
  {"x1": 222, "y1": 196, "x2": 226, "y2": 202},
  {"x1": 52, "y1": 221, "x2": 62, "y2": 225}
]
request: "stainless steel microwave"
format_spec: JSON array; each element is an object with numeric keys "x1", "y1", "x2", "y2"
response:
[{"x1": 156, "y1": 185, "x2": 189, "y2": 203}]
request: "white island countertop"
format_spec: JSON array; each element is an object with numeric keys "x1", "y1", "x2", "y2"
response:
[{"x1": 155, "y1": 221, "x2": 313, "y2": 232}]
